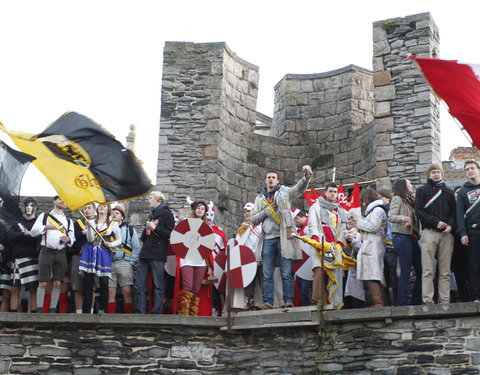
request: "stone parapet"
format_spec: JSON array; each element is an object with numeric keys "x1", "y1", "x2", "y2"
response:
[{"x1": 1, "y1": 303, "x2": 480, "y2": 374}]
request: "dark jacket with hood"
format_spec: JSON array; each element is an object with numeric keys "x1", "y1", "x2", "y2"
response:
[
  {"x1": 139, "y1": 202, "x2": 175, "y2": 262},
  {"x1": 456, "y1": 181, "x2": 480, "y2": 238}
]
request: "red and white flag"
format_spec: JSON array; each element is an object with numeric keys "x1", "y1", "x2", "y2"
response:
[
  {"x1": 410, "y1": 56, "x2": 480, "y2": 147},
  {"x1": 337, "y1": 183, "x2": 361, "y2": 215}
]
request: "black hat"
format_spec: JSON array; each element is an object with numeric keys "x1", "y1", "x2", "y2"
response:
[{"x1": 190, "y1": 200, "x2": 208, "y2": 211}]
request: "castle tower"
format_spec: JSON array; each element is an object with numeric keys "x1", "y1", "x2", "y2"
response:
[
  {"x1": 158, "y1": 42, "x2": 260, "y2": 232},
  {"x1": 372, "y1": 12, "x2": 440, "y2": 186}
]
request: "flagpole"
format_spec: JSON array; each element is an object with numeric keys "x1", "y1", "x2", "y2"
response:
[{"x1": 78, "y1": 210, "x2": 115, "y2": 254}]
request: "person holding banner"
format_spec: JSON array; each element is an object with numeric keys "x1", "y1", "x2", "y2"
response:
[
  {"x1": 308, "y1": 182, "x2": 347, "y2": 309},
  {"x1": 108, "y1": 205, "x2": 140, "y2": 314},
  {"x1": 456, "y1": 160, "x2": 480, "y2": 302},
  {"x1": 252, "y1": 167, "x2": 312, "y2": 310},
  {"x1": 80, "y1": 204, "x2": 121, "y2": 313},
  {"x1": 415, "y1": 164, "x2": 456, "y2": 305},
  {"x1": 30, "y1": 196, "x2": 75, "y2": 313},
  {"x1": 70, "y1": 203, "x2": 96, "y2": 313}
]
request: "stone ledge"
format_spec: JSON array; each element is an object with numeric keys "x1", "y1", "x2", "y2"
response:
[
  {"x1": 0, "y1": 312, "x2": 224, "y2": 327},
  {"x1": 324, "y1": 302, "x2": 480, "y2": 324},
  {"x1": 1, "y1": 303, "x2": 478, "y2": 330}
]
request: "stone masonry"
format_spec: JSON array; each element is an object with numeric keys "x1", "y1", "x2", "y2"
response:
[
  {"x1": 157, "y1": 13, "x2": 441, "y2": 236},
  {"x1": 372, "y1": 12, "x2": 441, "y2": 186},
  {"x1": 2, "y1": 303, "x2": 480, "y2": 374}
]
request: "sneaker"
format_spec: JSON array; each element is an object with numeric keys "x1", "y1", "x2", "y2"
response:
[
  {"x1": 473, "y1": 299, "x2": 480, "y2": 302},
  {"x1": 281, "y1": 302, "x2": 295, "y2": 308},
  {"x1": 253, "y1": 303, "x2": 272, "y2": 310},
  {"x1": 425, "y1": 300, "x2": 434, "y2": 305}
]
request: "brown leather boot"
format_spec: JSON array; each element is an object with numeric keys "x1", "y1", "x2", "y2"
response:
[
  {"x1": 368, "y1": 282, "x2": 385, "y2": 308},
  {"x1": 189, "y1": 295, "x2": 200, "y2": 316},
  {"x1": 177, "y1": 291, "x2": 193, "y2": 315}
]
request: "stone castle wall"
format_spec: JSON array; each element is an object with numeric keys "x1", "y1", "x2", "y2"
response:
[
  {"x1": 1, "y1": 304, "x2": 480, "y2": 374},
  {"x1": 272, "y1": 66, "x2": 377, "y2": 187},
  {"x1": 156, "y1": 13, "x2": 441, "y2": 236}
]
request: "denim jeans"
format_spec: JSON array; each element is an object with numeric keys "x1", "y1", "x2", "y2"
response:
[
  {"x1": 393, "y1": 233, "x2": 422, "y2": 306},
  {"x1": 296, "y1": 276, "x2": 312, "y2": 306},
  {"x1": 262, "y1": 237, "x2": 293, "y2": 306},
  {"x1": 134, "y1": 259, "x2": 166, "y2": 314}
]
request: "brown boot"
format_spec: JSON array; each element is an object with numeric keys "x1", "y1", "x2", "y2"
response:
[
  {"x1": 189, "y1": 295, "x2": 200, "y2": 316},
  {"x1": 368, "y1": 282, "x2": 384, "y2": 308},
  {"x1": 177, "y1": 291, "x2": 193, "y2": 315}
]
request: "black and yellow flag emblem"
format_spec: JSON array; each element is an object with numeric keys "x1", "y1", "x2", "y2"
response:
[{"x1": 0, "y1": 112, "x2": 152, "y2": 210}]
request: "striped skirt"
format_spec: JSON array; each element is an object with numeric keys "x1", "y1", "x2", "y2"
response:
[
  {"x1": 12, "y1": 257, "x2": 39, "y2": 289},
  {"x1": 79, "y1": 244, "x2": 112, "y2": 277},
  {"x1": 0, "y1": 268, "x2": 12, "y2": 291}
]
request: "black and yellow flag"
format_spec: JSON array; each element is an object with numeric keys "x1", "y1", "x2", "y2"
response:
[
  {"x1": 0, "y1": 140, "x2": 35, "y2": 224},
  {"x1": 0, "y1": 112, "x2": 152, "y2": 210}
]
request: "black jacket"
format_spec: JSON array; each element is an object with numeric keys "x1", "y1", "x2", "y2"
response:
[
  {"x1": 415, "y1": 179, "x2": 456, "y2": 231},
  {"x1": 7, "y1": 217, "x2": 40, "y2": 259},
  {"x1": 139, "y1": 203, "x2": 175, "y2": 261},
  {"x1": 456, "y1": 181, "x2": 480, "y2": 237}
]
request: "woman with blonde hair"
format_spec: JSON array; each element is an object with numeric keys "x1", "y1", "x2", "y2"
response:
[{"x1": 80, "y1": 204, "x2": 122, "y2": 313}]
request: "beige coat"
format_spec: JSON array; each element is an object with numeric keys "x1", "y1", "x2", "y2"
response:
[
  {"x1": 356, "y1": 199, "x2": 386, "y2": 283},
  {"x1": 388, "y1": 196, "x2": 420, "y2": 235},
  {"x1": 252, "y1": 176, "x2": 309, "y2": 262}
]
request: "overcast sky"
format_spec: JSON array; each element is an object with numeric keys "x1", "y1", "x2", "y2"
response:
[{"x1": 0, "y1": 0, "x2": 477, "y2": 196}]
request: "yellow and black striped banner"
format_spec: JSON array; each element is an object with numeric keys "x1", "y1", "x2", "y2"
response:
[{"x1": 0, "y1": 112, "x2": 152, "y2": 210}]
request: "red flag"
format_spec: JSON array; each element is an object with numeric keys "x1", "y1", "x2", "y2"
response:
[
  {"x1": 348, "y1": 183, "x2": 361, "y2": 216},
  {"x1": 410, "y1": 56, "x2": 480, "y2": 147},
  {"x1": 303, "y1": 188, "x2": 320, "y2": 206},
  {"x1": 337, "y1": 183, "x2": 361, "y2": 214}
]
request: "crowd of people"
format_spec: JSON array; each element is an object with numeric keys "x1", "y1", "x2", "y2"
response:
[{"x1": 0, "y1": 160, "x2": 479, "y2": 315}]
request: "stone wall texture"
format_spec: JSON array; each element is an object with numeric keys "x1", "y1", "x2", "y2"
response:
[
  {"x1": 372, "y1": 12, "x2": 441, "y2": 186},
  {"x1": 1, "y1": 303, "x2": 480, "y2": 374},
  {"x1": 156, "y1": 12, "x2": 442, "y2": 236}
]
